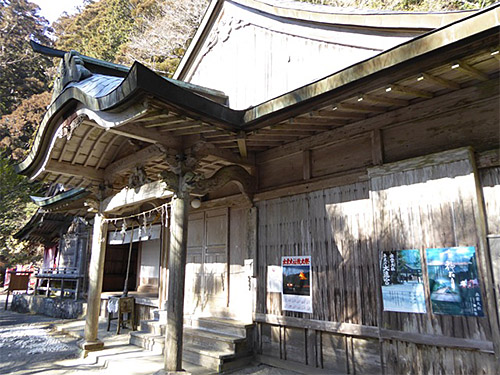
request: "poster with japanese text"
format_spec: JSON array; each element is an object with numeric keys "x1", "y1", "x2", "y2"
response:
[
  {"x1": 381, "y1": 249, "x2": 426, "y2": 313},
  {"x1": 282, "y1": 256, "x2": 312, "y2": 313},
  {"x1": 426, "y1": 247, "x2": 484, "y2": 316},
  {"x1": 267, "y1": 265, "x2": 282, "y2": 293}
]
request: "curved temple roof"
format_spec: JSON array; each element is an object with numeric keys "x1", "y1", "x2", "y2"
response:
[{"x1": 15, "y1": 2, "x2": 500, "y2": 197}]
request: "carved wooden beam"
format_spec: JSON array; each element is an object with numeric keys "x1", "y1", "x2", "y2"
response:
[
  {"x1": 187, "y1": 165, "x2": 256, "y2": 197},
  {"x1": 161, "y1": 164, "x2": 255, "y2": 203},
  {"x1": 107, "y1": 123, "x2": 181, "y2": 149},
  {"x1": 190, "y1": 141, "x2": 255, "y2": 168},
  {"x1": 100, "y1": 179, "x2": 173, "y2": 213},
  {"x1": 104, "y1": 144, "x2": 170, "y2": 178},
  {"x1": 45, "y1": 160, "x2": 104, "y2": 181}
]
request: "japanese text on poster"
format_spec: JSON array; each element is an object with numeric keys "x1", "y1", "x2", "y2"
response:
[
  {"x1": 282, "y1": 255, "x2": 312, "y2": 313},
  {"x1": 426, "y1": 246, "x2": 484, "y2": 316},
  {"x1": 381, "y1": 249, "x2": 426, "y2": 313}
]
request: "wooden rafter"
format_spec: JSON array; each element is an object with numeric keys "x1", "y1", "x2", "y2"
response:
[
  {"x1": 335, "y1": 103, "x2": 386, "y2": 113},
  {"x1": 418, "y1": 73, "x2": 460, "y2": 90},
  {"x1": 452, "y1": 61, "x2": 489, "y2": 81},
  {"x1": 95, "y1": 134, "x2": 121, "y2": 170},
  {"x1": 361, "y1": 94, "x2": 409, "y2": 107},
  {"x1": 158, "y1": 121, "x2": 203, "y2": 132},
  {"x1": 46, "y1": 160, "x2": 104, "y2": 181},
  {"x1": 83, "y1": 129, "x2": 109, "y2": 167},
  {"x1": 71, "y1": 126, "x2": 97, "y2": 165},
  {"x1": 386, "y1": 84, "x2": 433, "y2": 99},
  {"x1": 307, "y1": 110, "x2": 366, "y2": 120}
]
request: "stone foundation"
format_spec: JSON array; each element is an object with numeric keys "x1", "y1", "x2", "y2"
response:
[{"x1": 11, "y1": 294, "x2": 86, "y2": 319}]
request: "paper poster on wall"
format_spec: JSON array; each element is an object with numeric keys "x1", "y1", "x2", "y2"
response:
[
  {"x1": 267, "y1": 265, "x2": 282, "y2": 293},
  {"x1": 282, "y1": 256, "x2": 312, "y2": 313},
  {"x1": 381, "y1": 249, "x2": 426, "y2": 313},
  {"x1": 426, "y1": 246, "x2": 484, "y2": 316}
]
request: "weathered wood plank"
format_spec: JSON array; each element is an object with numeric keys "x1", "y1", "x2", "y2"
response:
[
  {"x1": 101, "y1": 180, "x2": 173, "y2": 213},
  {"x1": 46, "y1": 159, "x2": 104, "y2": 181},
  {"x1": 257, "y1": 80, "x2": 499, "y2": 164}
]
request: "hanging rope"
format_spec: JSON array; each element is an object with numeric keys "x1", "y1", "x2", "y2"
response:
[
  {"x1": 103, "y1": 202, "x2": 170, "y2": 224},
  {"x1": 105, "y1": 202, "x2": 170, "y2": 244}
]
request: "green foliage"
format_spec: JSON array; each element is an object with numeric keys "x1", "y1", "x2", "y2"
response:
[
  {"x1": 54, "y1": 0, "x2": 135, "y2": 62},
  {"x1": 0, "y1": 1, "x2": 50, "y2": 269},
  {"x1": 0, "y1": 0, "x2": 52, "y2": 116},
  {"x1": 0, "y1": 91, "x2": 51, "y2": 160},
  {"x1": 0, "y1": 153, "x2": 41, "y2": 268}
]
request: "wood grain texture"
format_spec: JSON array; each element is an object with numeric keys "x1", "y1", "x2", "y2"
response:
[{"x1": 254, "y1": 147, "x2": 500, "y2": 372}]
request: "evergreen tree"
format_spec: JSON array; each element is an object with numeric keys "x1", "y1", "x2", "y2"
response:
[
  {"x1": 54, "y1": 0, "x2": 135, "y2": 62},
  {"x1": 0, "y1": 153, "x2": 40, "y2": 270},
  {"x1": 0, "y1": 0, "x2": 52, "y2": 116},
  {"x1": 0, "y1": 91, "x2": 51, "y2": 160}
]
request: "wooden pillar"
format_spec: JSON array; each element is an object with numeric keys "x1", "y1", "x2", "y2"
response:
[
  {"x1": 164, "y1": 191, "x2": 189, "y2": 372},
  {"x1": 159, "y1": 216, "x2": 170, "y2": 311},
  {"x1": 80, "y1": 213, "x2": 108, "y2": 352}
]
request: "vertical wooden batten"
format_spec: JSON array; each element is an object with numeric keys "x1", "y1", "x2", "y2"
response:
[
  {"x1": 469, "y1": 149, "x2": 500, "y2": 359},
  {"x1": 303, "y1": 150, "x2": 312, "y2": 180},
  {"x1": 371, "y1": 129, "x2": 384, "y2": 166}
]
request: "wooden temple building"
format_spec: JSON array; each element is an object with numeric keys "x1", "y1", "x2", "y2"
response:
[{"x1": 16, "y1": 0, "x2": 499, "y2": 373}]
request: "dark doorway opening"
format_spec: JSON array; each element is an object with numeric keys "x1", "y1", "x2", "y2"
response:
[{"x1": 103, "y1": 243, "x2": 138, "y2": 292}]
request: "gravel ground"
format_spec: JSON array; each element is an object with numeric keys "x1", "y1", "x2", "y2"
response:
[{"x1": 0, "y1": 325, "x2": 81, "y2": 375}]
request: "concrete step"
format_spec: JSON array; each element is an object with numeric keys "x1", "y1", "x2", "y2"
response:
[
  {"x1": 131, "y1": 317, "x2": 255, "y2": 373},
  {"x1": 130, "y1": 328, "x2": 250, "y2": 357},
  {"x1": 183, "y1": 343, "x2": 253, "y2": 373},
  {"x1": 183, "y1": 326, "x2": 249, "y2": 353},
  {"x1": 129, "y1": 331, "x2": 164, "y2": 354},
  {"x1": 140, "y1": 319, "x2": 164, "y2": 335},
  {"x1": 185, "y1": 316, "x2": 254, "y2": 338}
]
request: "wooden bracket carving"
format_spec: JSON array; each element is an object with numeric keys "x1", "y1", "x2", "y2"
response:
[
  {"x1": 160, "y1": 170, "x2": 180, "y2": 193},
  {"x1": 188, "y1": 165, "x2": 256, "y2": 198},
  {"x1": 164, "y1": 152, "x2": 201, "y2": 176},
  {"x1": 128, "y1": 165, "x2": 150, "y2": 189},
  {"x1": 161, "y1": 165, "x2": 256, "y2": 203}
]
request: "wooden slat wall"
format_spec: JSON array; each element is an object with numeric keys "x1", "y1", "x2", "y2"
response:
[
  {"x1": 370, "y1": 152, "x2": 491, "y2": 340},
  {"x1": 257, "y1": 181, "x2": 371, "y2": 322},
  {"x1": 480, "y1": 166, "x2": 500, "y2": 235},
  {"x1": 255, "y1": 149, "x2": 500, "y2": 373},
  {"x1": 479, "y1": 166, "x2": 500, "y2": 339},
  {"x1": 257, "y1": 182, "x2": 383, "y2": 374}
]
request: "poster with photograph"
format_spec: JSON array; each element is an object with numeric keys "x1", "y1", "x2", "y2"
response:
[
  {"x1": 426, "y1": 246, "x2": 484, "y2": 316},
  {"x1": 381, "y1": 249, "x2": 426, "y2": 313},
  {"x1": 282, "y1": 256, "x2": 312, "y2": 313}
]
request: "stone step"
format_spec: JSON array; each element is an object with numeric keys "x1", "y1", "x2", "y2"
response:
[
  {"x1": 183, "y1": 326, "x2": 249, "y2": 353},
  {"x1": 185, "y1": 316, "x2": 254, "y2": 338},
  {"x1": 131, "y1": 317, "x2": 255, "y2": 373},
  {"x1": 183, "y1": 343, "x2": 253, "y2": 373},
  {"x1": 129, "y1": 331, "x2": 164, "y2": 354},
  {"x1": 140, "y1": 319, "x2": 164, "y2": 335},
  {"x1": 131, "y1": 327, "x2": 250, "y2": 355}
]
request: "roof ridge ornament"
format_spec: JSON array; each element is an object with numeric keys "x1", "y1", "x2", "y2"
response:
[{"x1": 52, "y1": 51, "x2": 93, "y2": 102}]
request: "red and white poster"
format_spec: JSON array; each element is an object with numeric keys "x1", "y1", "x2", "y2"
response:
[{"x1": 282, "y1": 255, "x2": 312, "y2": 313}]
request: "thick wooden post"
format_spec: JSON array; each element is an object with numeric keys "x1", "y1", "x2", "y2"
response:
[
  {"x1": 80, "y1": 213, "x2": 108, "y2": 352},
  {"x1": 164, "y1": 191, "x2": 189, "y2": 372},
  {"x1": 158, "y1": 220, "x2": 170, "y2": 311}
]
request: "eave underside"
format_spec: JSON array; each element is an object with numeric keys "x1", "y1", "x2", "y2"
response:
[{"x1": 37, "y1": 34, "x2": 499, "y2": 198}]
